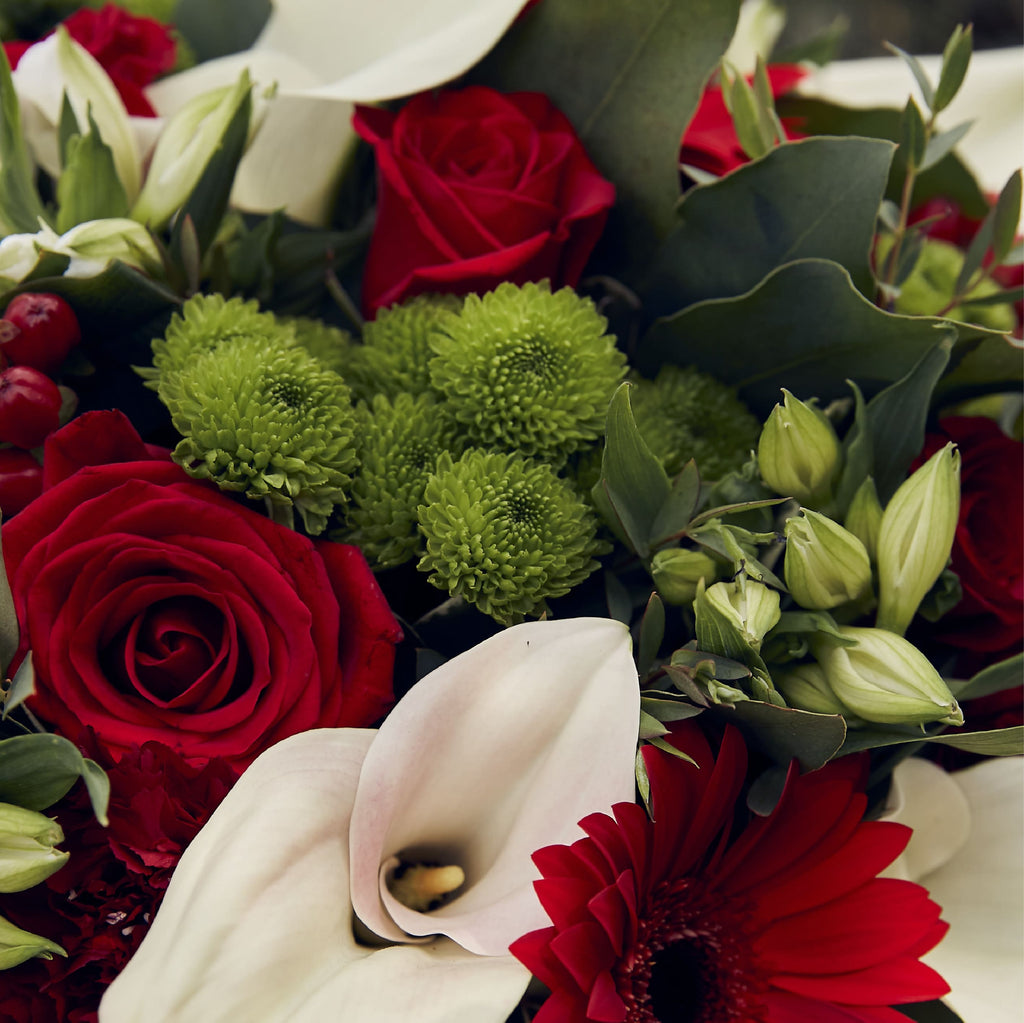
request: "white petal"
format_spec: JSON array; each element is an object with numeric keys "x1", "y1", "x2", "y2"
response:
[
  {"x1": 349, "y1": 617, "x2": 639, "y2": 956},
  {"x1": 920, "y1": 758, "x2": 1024, "y2": 1023}
]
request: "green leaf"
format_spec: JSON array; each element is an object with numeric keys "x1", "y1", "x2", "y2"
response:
[
  {"x1": 669, "y1": 646, "x2": 752, "y2": 681},
  {"x1": 0, "y1": 45, "x2": 47, "y2": 233},
  {"x1": 649, "y1": 460, "x2": 701, "y2": 545},
  {"x1": 932, "y1": 24, "x2": 972, "y2": 115},
  {"x1": 935, "y1": 333, "x2": 1024, "y2": 403},
  {"x1": 0, "y1": 733, "x2": 89, "y2": 811},
  {"x1": 840, "y1": 724, "x2": 1024, "y2": 756},
  {"x1": 724, "y1": 65, "x2": 772, "y2": 161},
  {"x1": 645, "y1": 735, "x2": 699, "y2": 765},
  {"x1": 643, "y1": 137, "x2": 894, "y2": 317},
  {"x1": 0, "y1": 518, "x2": 17, "y2": 681},
  {"x1": 637, "y1": 592, "x2": 665, "y2": 676},
  {"x1": 80, "y1": 757, "x2": 110, "y2": 826},
  {"x1": 470, "y1": 0, "x2": 742, "y2": 269},
  {"x1": 950, "y1": 652, "x2": 1023, "y2": 702},
  {"x1": 640, "y1": 694, "x2": 705, "y2": 723},
  {"x1": 772, "y1": 15, "x2": 848, "y2": 66},
  {"x1": 55, "y1": 112, "x2": 130, "y2": 232},
  {"x1": 591, "y1": 383, "x2": 671, "y2": 557},
  {"x1": 638, "y1": 258, "x2": 958, "y2": 416},
  {"x1": 752, "y1": 57, "x2": 786, "y2": 144},
  {"x1": 2, "y1": 651, "x2": 33, "y2": 720},
  {"x1": 638, "y1": 708, "x2": 669, "y2": 740},
  {"x1": 991, "y1": 170, "x2": 1023, "y2": 269},
  {"x1": 900, "y1": 96, "x2": 926, "y2": 172},
  {"x1": 920, "y1": 120, "x2": 973, "y2": 173},
  {"x1": 717, "y1": 699, "x2": 847, "y2": 770},
  {"x1": 635, "y1": 748, "x2": 651, "y2": 812},
  {"x1": 884, "y1": 41, "x2": 935, "y2": 109},
  {"x1": 172, "y1": 0, "x2": 271, "y2": 62},
  {"x1": 604, "y1": 570, "x2": 633, "y2": 626},
  {"x1": 57, "y1": 91, "x2": 80, "y2": 168}
]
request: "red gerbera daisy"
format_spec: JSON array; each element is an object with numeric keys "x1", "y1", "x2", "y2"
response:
[{"x1": 511, "y1": 723, "x2": 950, "y2": 1023}]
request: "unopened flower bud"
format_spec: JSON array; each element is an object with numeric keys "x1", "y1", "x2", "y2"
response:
[
  {"x1": 701, "y1": 578, "x2": 781, "y2": 652},
  {"x1": 0, "y1": 912, "x2": 65, "y2": 969},
  {"x1": 0, "y1": 803, "x2": 68, "y2": 893},
  {"x1": 651, "y1": 547, "x2": 720, "y2": 605},
  {"x1": 844, "y1": 475, "x2": 883, "y2": 561},
  {"x1": 775, "y1": 662, "x2": 849, "y2": 716},
  {"x1": 784, "y1": 509, "x2": 872, "y2": 610},
  {"x1": 757, "y1": 389, "x2": 841, "y2": 507},
  {"x1": 876, "y1": 444, "x2": 960, "y2": 636},
  {"x1": 811, "y1": 626, "x2": 963, "y2": 727}
]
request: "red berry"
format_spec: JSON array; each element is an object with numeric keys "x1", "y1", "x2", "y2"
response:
[
  {"x1": 1, "y1": 292, "x2": 81, "y2": 376},
  {"x1": 0, "y1": 366, "x2": 63, "y2": 449},
  {"x1": 0, "y1": 448, "x2": 43, "y2": 516}
]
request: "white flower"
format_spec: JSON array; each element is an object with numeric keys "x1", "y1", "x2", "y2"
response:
[
  {"x1": 882, "y1": 755, "x2": 1024, "y2": 1023},
  {"x1": 100, "y1": 618, "x2": 641, "y2": 1022}
]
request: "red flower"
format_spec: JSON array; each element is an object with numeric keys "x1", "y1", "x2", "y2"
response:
[
  {"x1": 917, "y1": 416, "x2": 1024, "y2": 659},
  {"x1": 512, "y1": 723, "x2": 949, "y2": 1022},
  {"x1": 680, "y1": 64, "x2": 806, "y2": 178},
  {"x1": 354, "y1": 86, "x2": 615, "y2": 315},
  {"x1": 0, "y1": 740, "x2": 236, "y2": 1023},
  {"x1": 3, "y1": 3, "x2": 175, "y2": 117},
  {"x1": 2, "y1": 410, "x2": 402, "y2": 769}
]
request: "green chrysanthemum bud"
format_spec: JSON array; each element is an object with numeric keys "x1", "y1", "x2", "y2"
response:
[
  {"x1": 651, "y1": 547, "x2": 721, "y2": 605},
  {"x1": 429, "y1": 282, "x2": 627, "y2": 461},
  {"x1": 346, "y1": 294, "x2": 462, "y2": 404},
  {"x1": 811, "y1": 626, "x2": 963, "y2": 727},
  {"x1": 0, "y1": 913, "x2": 65, "y2": 970},
  {"x1": 0, "y1": 804, "x2": 68, "y2": 893},
  {"x1": 145, "y1": 293, "x2": 295, "y2": 391},
  {"x1": 417, "y1": 450, "x2": 605, "y2": 624},
  {"x1": 758, "y1": 389, "x2": 842, "y2": 508},
  {"x1": 344, "y1": 393, "x2": 465, "y2": 568},
  {"x1": 845, "y1": 476, "x2": 884, "y2": 562},
  {"x1": 284, "y1": 317, "x2": 354, "y2": 377},
  {"x1": 784, "y1": 509, "x2": 872, "y2": 610},
  {"x1": 876, "y1": 444, "x2": 961, "y2": 636},
  {"x1": 164, "y1": 336, "x2": 358, "y2": 535},
  {"x1": 631, "y1": 365, "x2": 760, "y2": 480},
  {"x1": 774, "y1": 662, "x2": 850, "y2": 717}
]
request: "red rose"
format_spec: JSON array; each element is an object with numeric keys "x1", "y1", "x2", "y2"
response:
[
  {"x1": 680, "y1": 64, "x2": 806, "y2": 178},
  {"x1": 354, "y1": 86, "x2": 615, "y2": 315},
  {"x1": 919, "y1": 416, "x2": 1023, "y2": 656},
  {"x1": 3, "y1": 3, "x2": 175, "y2": 117},
  {"x1": 3, "y1": 411, "x2": 402, "y2": 768}
]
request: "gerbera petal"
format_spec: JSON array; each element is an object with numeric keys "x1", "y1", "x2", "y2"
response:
[
  {"x1": 771, "y1": 956, "x2": 950, "y2": 1005},
  {"x1": 765, "y1": 990, "x2": 914, "y2": 1023}
]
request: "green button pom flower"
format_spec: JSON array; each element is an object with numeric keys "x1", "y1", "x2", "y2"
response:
[
  {"x1": 428, "y1": 282, "x2": 627, "y2": 462},
  {"x1": 417, "y1": 450, "x2": 606, "y2": 625}
]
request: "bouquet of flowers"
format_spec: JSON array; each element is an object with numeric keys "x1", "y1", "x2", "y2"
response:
[{"x1": 0, "y1": 1, "x2": 1020, "y2": 1020}]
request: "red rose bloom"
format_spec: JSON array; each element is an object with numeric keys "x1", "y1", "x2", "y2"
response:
[
  {"x1": 680, "y1": 64, "x2": 806, "y2": 178},
  {"x1": 512, "y1": 723, "x2": 949, "y2": 1022},
  {"x1": 3, "y1": 411, "x2": 402, "y2": 768},
  {"x1": 354, "y1": 86, "x2": 615, "y2": 315},
  {"x1": 0, "y1": 741, "x2": 235, "y2": 1023},
  {"x1": 3, "y1": 3, "x2": 175, "y2": 116},
  {"x1": 918, "y1": 416, "x2": 1024, "y2": 657}
]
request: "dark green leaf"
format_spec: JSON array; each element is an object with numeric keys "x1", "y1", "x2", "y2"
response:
[
  {"x1": 640, "y1": 694, "x2": 705, "y2": 723},
  {"x1": 955, "y1": 198, "x2": 997, "y2": 296},
  {"x1": 470, "y1": 0, "x2": 742, "y2": 269},
  {"x1": 639, "y1": 259, "x2": 958, "y2": 417},
  {"x1": 635, "y1": 748, "x2": 651, "y2": 812},
  {"x1": 717, "y1": 699, "x2": 847, "y2": 769},
  {"x1": 80, "y1": 758, "x2": 110, "y2": 826},
  {"x1": 899, "y1": 999, "x2": 965, "y2": 1023},
  {"x1": 772, "y1": 15, "x2": 848, "y2": 66},
  {"x1": 917, "y1": 567, "x2": 962, "y2": 622},
  {"x1": 2, "y1": 651, "x2": 33, "y2": 719},
  {"x1": 0, "y1": 733, "x2": 85, "y2": 810},
  {"x1": 951, "y1": 653, "x2": 1023, "y2": 701},
  {"x1": 645, "y1": 735, "x2": 699, "y2": 765},
  {"x1": 639, "y1": 708, "x2": 669, "y2": 740},
  {"x1": 604, "y1": 571, "x2": 633, "y2": 626},
  {"x1": 56, "y1": 113, "x2": 130, "y2": 232},
  {"x1": 752, "y1": 57, "x2": 785, "y2": 144},
  {"x1": 649, "y1": 460, "x2": 701, "y2": 545},
  {"x1": 0, "y1": 45, "x2": 46, "y2": 232},
  {"x1": 746, "y1": 763, "x2": 788, "y2": 815},
  {"x1": 884, "y1": 41, "x2": 935, "y2": 109},
  {"x1": 173, "y1": 0, "x2": 271, "y2": 62},
  {"x1": 0, "y1": 516, "x2": 17, "y2": 679},
  {"x1": 932, "y1": 24, "x2": 972, "y2": 114},
  {"x1": 991, "y1": 170, "x2": 1023, "y2": 268},
  {"x1": 900, "y1": 96, "x2": 926, "y2": 172},
  {"x1": 669, "y1": 647, "x2": 752, "y2": 681},
  {"x1": 955, "y1": 285, "x2": 1024, "y2": 309},
  {"x1": 57, "y1": 91, "x2": 80, "y2": 168},
  {"x1": 637, "y1": 592, "x2": 665, "y2": 676},
  {"x1": 644, "y1": 137, "x2": 894, "y2": 316},
  {"x1": 935, "y1": 333, "x2": 1023, "y2": 403},
  {"x1": 841, "y1": 724, "x2": 1024, "y2": 756},
  {"x1": 920, "y1": 120, "x2": 973, "y2": 173}
]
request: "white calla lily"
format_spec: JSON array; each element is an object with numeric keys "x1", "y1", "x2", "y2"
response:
[
  {"x1": 882, "y1": 756, "x2": 1024, "y2": 1023},
  {"x1": 100, "y1": 618, "x2": 640, "y2": 1022},
  {"x1": 145, "y1": 0, "x2": 530, "y2": 224}
]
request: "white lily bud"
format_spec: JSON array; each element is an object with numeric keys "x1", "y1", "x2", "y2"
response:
[
  {"x1": 784, "y1": 509, "x2": 872, "y2": 610},
  {"x1": 702, "y1": 577, "x2": 781, "y2": 652},
  {"x1": 757, "y1": 389, "x2": 842, "y2": 507},
  {"x1": 876, "y1": 444, "x2": 961, "y2": 636},
  {"x1": 774, "y1": 662, "x2": 849, "y2": 716},
  {"x1": 812, "y1": 626, "x2": 963, "y2": 727},
  {"x1": 0, "y1": 912, "x2": 65, "y2": 969},
  {"x1": 651, "y1": 547, "x2": 720, "y2": 605},
  {"x1": 59, "y1": 218, "x2": 162, "y2": 278},
  {"x1": 0, "y1": 803, "x2": 68, "y2": 893}
]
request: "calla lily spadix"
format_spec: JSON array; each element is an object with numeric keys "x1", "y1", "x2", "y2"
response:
[
  {"x1": 99, "y1": 618, "x2": 641, "y2": 1022},
  {"x1": 882, "y1": 755, "x2": 1024, "y2": 1023}
]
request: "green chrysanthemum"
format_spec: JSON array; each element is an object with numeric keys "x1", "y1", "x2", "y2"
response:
[
  {"x1": 284, "y1": 316, "x2": 354, "y2": 377},
  {"x1": 417, "y1": 450, "x2": 605, "y2": 624},
  {"x1": 165, "y1": 336, "x2": 358, "y2": 535},
  {"x1": 631, "y1": 365, "x2": 760, "y2": 481},
  {"x1": 429, "y1": 282, "x2": 627, "y2": 461},
  {"x1": 343, "y1": 393, "x2": 464, "y2": 568},
  {"x1": 144, "y1": 293, "x2": 294, "y2": 393},
  {"x1": 346, "y1": 294, "x2": 462, "y2": 403}
]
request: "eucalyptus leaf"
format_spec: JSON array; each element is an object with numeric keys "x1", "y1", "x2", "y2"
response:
[
  {"x1": 935, "y1": 333, "x2": 1024, "y2": 402},
  {"x1": 716, "y1": 699, "x2": 847, "y2": 770},
  {"x1": 639, "y1": 708, "x2": 670, "y2": 741},
  {"x1": 669, "y1": 646, "x2": 752, "y2": 681},
  {"x1": 932, "y1": 24, "x2": 972, "y2": 115},
  {"x1": 640, "y1": 695, "x2": 705, "y2": 723},
  {"x1": 920, "y1": 120, "x2": 973, "y2": 174},
  {"x1": 604, "y1": 571, "x2": 633, "y2": 626},
  {"x1": 644, "y1": 136, "x2": 894, "y2": 317},
  {"x1": 900, "y1": 96, "x2": 926, "y2": 172},
  {"x1": 645, "y1": 735, "x2": 698, "y2": 765},
  {"x1": 953, "y1": 285, "x2": 1024, "y2": 309},
  {"x1": 470, "y1": 0, "x2": 742, "y2": 270},
  {"x1": 637, "y1": 592, "x2": 665, "y2": 676},
  {"x1": 639, "y1": 259, "x2": 958, "y2": 416},
  {"x1": 950, "y1": 652, "x2": 1023, "y2": 702},
  {"x1": 0, "y1": 733, "x2": 88, "y2": 811},
  {"x1": 841, "y1": 724, "x2": 1023, "y2": 757},
  {"x1": 635, "y1": 748, "x2": 651, "y2": 812},
  {"x1": 2, "y1": 651, "x2": 33, "y2": 720},
  {"x1": 991, "y1": 170, "x2": 1023, "y2": 269},
  {"x1": 884, "y1": 41, "x2": 935, "y2": 109}
]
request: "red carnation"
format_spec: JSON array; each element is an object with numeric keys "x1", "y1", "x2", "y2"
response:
[{"x1": 512, "y1": 723, "x2": 949, "y2": 1022}]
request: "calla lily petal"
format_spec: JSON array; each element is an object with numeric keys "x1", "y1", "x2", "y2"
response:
[
  {"x1": 882, "y1": 756, "x2": 1024, "y2": 1023},
  {"x1": 100, "y1": 728, "x2": 530, "y2": 1022},
  {"x1": 349, "y1": 617, "x2": 640, "y2": 956}
]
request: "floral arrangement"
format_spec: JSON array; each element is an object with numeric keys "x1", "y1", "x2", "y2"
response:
[{"x1": 0, "y1": 1, "x2": 1021, "y2": 1021}]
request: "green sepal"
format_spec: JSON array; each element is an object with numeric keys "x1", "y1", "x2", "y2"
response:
[{"x1": 56, "y1": 109, "x2": 130, "y2": 232}]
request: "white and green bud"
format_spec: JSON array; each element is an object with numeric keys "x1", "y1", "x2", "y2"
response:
[
  {"x1": 876, "y1": 444, "x2": 961, "y2": 636},
  {"x1": 59, "y1": 217, "x2": 162, "y2": 278},
  {"x1": 651, "y1": 547, "x2": 720, "y2": 605},
  {"x1": 757, "y1": 389, "x2": 842, "y2": 507},
  {"x1": 774, "y1": 662, "x2": 849, "y2": 716},
  {"x1": 784, "y1": 509, "x2": 872, "y2": 610},
  {"x1": 132, "y1": 71, "x2": 252, "y2": 230},
  {"x1": 0, "y1": 804, "x2": 68, "y2": 893},
  {"x1": 702, "y1": 577, "x2": 781, "y2": 652},
  {"x1": 811, "y1": 625, "x2": 963, "y2": 727},
  {"x1": 844, "y1": 475, "x2": 884, "y2": 561},
  {"x1": 0, "y1": 913, "x2": 65, "y2": 969}
]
